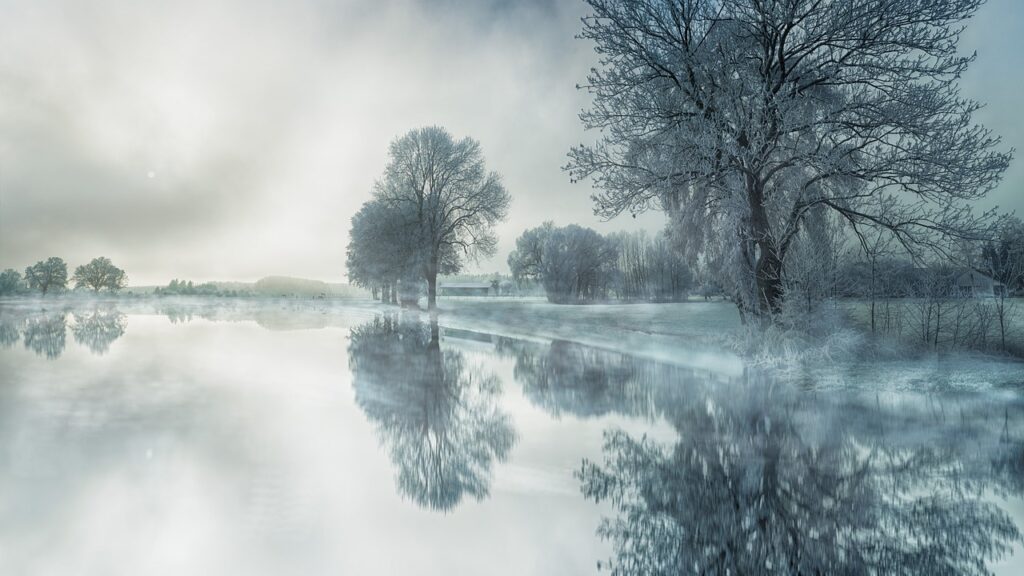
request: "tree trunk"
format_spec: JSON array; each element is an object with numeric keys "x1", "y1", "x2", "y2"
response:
[
  {"x1": 870, "y1": 258, "x2": 877, "y2": 334},
  {"x1": 755, "y1": 249, "x2": 784, "y2": 317},
  {"x1": 747, "y1": 178, "x2": 784, "y2": 320},
  {"x1": 998, "y1": 295, "x2": 1007, "y2": 352},
  {"x1": 429, "y1": 316, "x2": 440, "y2": 349},
  {"x1": 426, "y1": 256, "x2": 439, "y2": 312}
]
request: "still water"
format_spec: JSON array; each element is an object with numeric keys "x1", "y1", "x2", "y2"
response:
[{"x1": 1, "y1": 301, "x2": 1023, "y2": 575}]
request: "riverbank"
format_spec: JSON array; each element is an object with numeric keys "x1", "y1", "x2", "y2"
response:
[{"x1": 3, "y1": 295, "x2": 1022, "y2": 390}]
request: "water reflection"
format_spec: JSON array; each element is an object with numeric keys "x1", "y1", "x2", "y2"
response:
[
  {"x1": 22, "y1": 312, "x2": 67, "y2": 359},
  {"x1": 0, "y1": 307, "x2": 127, "y2": 357},
  {"x1": 576, "y1": 379, "x2": 1024, "y2": 575},
  {"x1": 0, "y1": 314, "x2": 20, "y2": 348},
  {"x1": 496, "y1": 337, "x2": 702, "y2": 419},
  {"x1": 1, "y1": 302, "x2": 1022, "y2": 573},
  {"x1": 71, "y1": 308, "x2": 126, "y2": 355},
  {"x1": 348, "y1": 314, "x2": 517, "y2": 511}
]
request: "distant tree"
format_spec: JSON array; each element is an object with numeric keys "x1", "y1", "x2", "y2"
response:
[
  {"x1": 154, "y1": 278, "x2": 239, "y2": 297},
  {"x1": 72, "y1": 257, "x2": 127, "y2": 292},
  {"x1": 25, "y1": 257, "x2": 68, "y2": 295},
  {"x1": 508, "y1": 222, "x2": 555, "y2": 285},
  {"x1": 780, "y1": 207, "x2": 851, "y2": 316},
  {"x1": 981, "y1": 216, "x2": 1024, "y2": 352},
  {"x1": 569, "y1": 0, "x2": 1010, "y2": 323},
  {"x1": 645, "y1": 234, "x2": 694, "y2": 302},
  {"x1": 374, "y1": 126, "x2": 511, "y2": 311},
  {"x1": 608, "y1": 230, "x2": 693, "y2": 302},
  {"x1": 346, "y1": 200, "x2": 423, "y2": 305},
  {"x1": 982, "y1": 216, "x2": 1024, "y2": 295},
  {"x1": 544, "y1": 225, "x2": 616, "y2": 303},
  {"x1": 511, "y1": 224, "x2": 691, "y2": 304},
  {"x1": 0, "y1": 269, "x2": 23, "y2": 296}
]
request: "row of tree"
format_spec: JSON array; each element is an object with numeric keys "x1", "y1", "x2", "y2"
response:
[
  {"x1": 346, "y1": 126, "x2": 510, "y2": 310},
  {"x1": 507, "y1": 223, "x2": 693, "y2": 304},
  {"x1": 153, "y1": 279, "x2": 247, "y2": 297},
  {"x1": 0, "y1": 257, "x2": 127, "y2": 296}
]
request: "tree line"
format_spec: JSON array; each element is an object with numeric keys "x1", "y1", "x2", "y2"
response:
[
  {"x1": 0, "y1": 256, "x2": 127, "y2": 296},
  {"x1": 153, "y1": 279, "x2": 248, "y2": 297},
  {"x1": 508, "y1": 223, "x2": 693, "y2": 304}
]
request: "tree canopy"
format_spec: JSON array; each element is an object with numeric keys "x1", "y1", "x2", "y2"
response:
[
  {"x1": 25, "y1": 257, "x2": 68, "y2": 295},
  {"x1": 0, "y1": 269, "x2": 23, "y2": 296},
  {"x1": 568, "y1": 0, "x2": 1010, "y2": 322},
  {"x1": 72, "y1": 257, "x2": 127, "y2": 292}
]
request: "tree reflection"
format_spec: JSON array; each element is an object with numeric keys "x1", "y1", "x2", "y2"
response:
[
  {"x1": 22, "y1": 312, "x2": 67, "y2": 359},
  {"x1": 0, "y1": 313, "x2": 21, "y2": 348},
  {"x1": 577, "y1": 380, "x2": 1023, "y2": 575},
  {"x1": 497, "y1": 337, "x2": 697, "y2": 420},
  {"x1": 71, "y1": 307, "x2": 126, "y2": 354},
  {"x1": 349, "y1": 314, "x2": 516, "y2": 511}
]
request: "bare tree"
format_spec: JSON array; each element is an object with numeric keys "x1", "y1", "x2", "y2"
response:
[
  {"x1": 982, "y1": 216, "x2": 1024, "y2": 352},
  {"x1": 508, "y1": 221, "x2": 555, "y2": 286},
  {"x1": 568, "y1": 0, "x2": 1011, "y2": 323},
  {"x1": 375, "y1": 127, "x2": 510, "y2": 311}
]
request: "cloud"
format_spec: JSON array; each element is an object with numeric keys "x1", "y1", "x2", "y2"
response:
[{"x1": 0, "y1": 0, "x2": 1018, "y2": 284}]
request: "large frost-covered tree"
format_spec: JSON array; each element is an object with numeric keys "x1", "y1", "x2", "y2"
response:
[
  {"x1": 568, "y1": 0, "x2": 1011, "y2": 322},
  {"x1": 374, "y1": 127, "x2": 510, "y2": 311}
]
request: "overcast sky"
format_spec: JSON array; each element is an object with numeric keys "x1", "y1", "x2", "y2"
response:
[{"x1": 1, "y1": 0, "x2": 1021, "y2": 286}]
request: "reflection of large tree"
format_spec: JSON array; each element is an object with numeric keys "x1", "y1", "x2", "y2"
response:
[
  {"x1": 578, "y1": 382, "x2": 1023, "y2": 575},
  {"x1": 72, "y1": 307, "x2": 126, "y2": 354},
  {"x1": 349, "y1": 315, "x2": 516, "y2": 511},
  {"x1": 22, "y1": 312, "x2": 67, "y2": 359}
]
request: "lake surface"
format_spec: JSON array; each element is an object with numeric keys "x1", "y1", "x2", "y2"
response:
[{"x1": 1, "y1": 301, "x2": 1023, "y2": 575}]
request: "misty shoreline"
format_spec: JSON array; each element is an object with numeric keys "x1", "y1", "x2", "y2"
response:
[{"x1": 3, "y1": 295, "x2": 1021, "y2": 391}]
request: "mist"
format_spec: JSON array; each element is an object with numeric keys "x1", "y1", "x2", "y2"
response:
[{"x1": 0, "y1": 0, "x2": 668, "y2": 285}]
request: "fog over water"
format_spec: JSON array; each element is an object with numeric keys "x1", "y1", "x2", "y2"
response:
[
  {"x1": 0, "y1": 302, "x2": 1023, "y2": 574},
  {"x1": 1, "y1": 0, "x2": 1021, "y2": 285}
]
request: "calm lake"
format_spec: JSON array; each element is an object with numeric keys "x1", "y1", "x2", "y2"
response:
[{"x1": 1, "y1": 301, "x2": 1023, "y2": 575}]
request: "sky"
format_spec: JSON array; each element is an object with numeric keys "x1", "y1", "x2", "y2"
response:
[{"x1": 0, "y1": 0, "x2": 1021, "y2": 286}]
